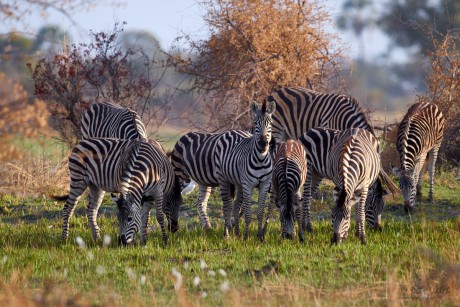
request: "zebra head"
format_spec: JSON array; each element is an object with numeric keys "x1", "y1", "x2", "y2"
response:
[
  {"x1": 392, "y1": 167, "x2": 416, "y2": 213},
  {"x1": 164, "y1": 176, "x2": 183, "y2": 233},
  {"x1": 251, "y1": 100, "x2": 276, "y2": 153},
  {"x1": 120, "y1": 194, "x2": 143, "y2": 246},
  {"x1": 365, "y1": 178, "x2": 390, "y2": 231},
  {"x1": 276, "y1": 191, "x2": 297, "y2": 240},
  {"x1": 331, "y1": 187, "x2": 354, "y2": 244}
]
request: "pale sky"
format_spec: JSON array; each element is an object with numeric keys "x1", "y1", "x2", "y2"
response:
[{"x1": 1, "y1": 0, "x2": 397, "y2": 61}]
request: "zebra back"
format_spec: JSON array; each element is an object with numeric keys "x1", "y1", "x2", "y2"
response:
[
  {"x1": 171, "y1": 131, "x2": 251, "y2": 188},
  {"x1": 268, "y1": 86, "x2": 374, "y2": 144},
  {"x1": 81, "y1": 102, "x2": 147, "y2": 140}
]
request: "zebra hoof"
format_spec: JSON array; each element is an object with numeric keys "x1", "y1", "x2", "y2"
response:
[
  {"x1": 428, "y1": 195, "x2": 434, "y2": 203},
  {"x1": 360, "y1": 236, "x2": 367, "y2": 245},
  {"x1": 298, "y1": 232, "x2": 304, "y2": 242}
]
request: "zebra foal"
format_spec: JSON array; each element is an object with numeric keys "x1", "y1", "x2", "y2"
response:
[
  {"x1": 216, "y1": 100, "x2": 276, "y2": 241},
  {"x1": 270, "y1": 140, "x2": 307, "y2": 241},
  {"x1": 392, "y1": 102, "x2": 445, "y2": 213},
  {"x1": 55, "y1": 138, "x2": 182, "y2": 245},
  {"x1": 299, "y1": 128, "x2": 397, "y2": 244}
]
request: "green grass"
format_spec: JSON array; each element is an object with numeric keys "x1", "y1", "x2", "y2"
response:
[{"x1": 0, "y1": 175, "x2": 459, "y2": 306}]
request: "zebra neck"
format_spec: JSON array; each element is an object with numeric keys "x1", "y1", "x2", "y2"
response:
[{"x1": 252, "y1": 141, "x2": 270, "y2": 161}]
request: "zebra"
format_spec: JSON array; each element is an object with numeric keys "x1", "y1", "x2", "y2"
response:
[
  {"x1": 54, "y1": 138, "x2": 182, "y2": 245},
  {"x1": 270, "y1": 140, "x2": 307, "y2": 241},
  {"x1": 392, "y1": 102, "x2": 445, "y2": 213},
  {"x1": 81, "y1": 101, "x2": 147, "y2": 140},
  {"x1": 215, "y1": 100, "x2": 276, "y2": 241},
  {"x1": 268, "y1": 86, "x2": 375, "y2": 144},
  {"x1": 267, "y1": 86, "x2": 396, "y2": 227},
  {"x1": 170, "y1": 130, "x2": 251, "y2": 229},
  {"x1": 298, "y1": 128, "x2": 398, "y2": 244}
]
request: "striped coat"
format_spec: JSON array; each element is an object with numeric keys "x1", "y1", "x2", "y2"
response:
[{"x1": 393, "y1": 102, "x2": 445, "y2": 213}]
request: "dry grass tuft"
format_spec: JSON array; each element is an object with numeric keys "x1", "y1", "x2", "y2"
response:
[{"x1": 0, "y1": 156, "x2": 69, "y2": 197}]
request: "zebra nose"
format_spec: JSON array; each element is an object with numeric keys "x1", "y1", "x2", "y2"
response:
[
  {"x1": 374, "y1": 223, "x2": 382, "y2": 231},
  {"x1": 331, "y1": 233, "x2": 341, "y2": 245},
  {"x1": 169, "y1": 220, "x2": 179, "y2": 233}
]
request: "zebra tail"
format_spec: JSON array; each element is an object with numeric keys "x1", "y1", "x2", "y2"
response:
[
  {"x1": 379, "y1": 169, "x2": 400, "y2": 198},
  {"x1": 49, "y1": 194, "x2": 69, "y2": 202}
]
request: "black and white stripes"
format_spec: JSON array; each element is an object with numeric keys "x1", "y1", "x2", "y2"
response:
[
  {"x1": 216, "y1": 100, "x2": 276, "y2": 240},
  {"x1": 299, "y1": 128, "x2": 394, "y2": 244},
  {"x1": 81, "y1": 102, "x2": 147, "y2": 140},
  {"x1": 393, "y1": 102, "x2": 445, "y2": 213},
  {"x1": 59, "y1": 138, "x2": 181, "y2": 245}
]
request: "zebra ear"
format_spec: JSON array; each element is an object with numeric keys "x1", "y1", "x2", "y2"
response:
[
  {"x1": 266, "y1": 100, "x2": 276, "y2": 115},
  {"x1": 251, "y1": 101, "x2": 259, "y2": 114}
]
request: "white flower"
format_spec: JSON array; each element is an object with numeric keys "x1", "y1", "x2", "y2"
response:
[
  {"x1": 171, "y1": 268, "x2": 183, "y2": 290},
  {"x1": 75, "y1": 236, "x2": 86, "y2": 249},
  {"x1": 219, "y1": 281, "x2": 230, "y2": 292},
  {"x1": 218, "y1": 269, "x2": 227, "y2": 277},
  {"x1": 140, "y1": 275, "x2": 146, "y2": 285},
  {"x1": 103, "y1": 234, "x2": 111, "y2": 247},
  {"x1": 200, "y1": 259, "x2": 207, "y2": 270},
  {"x1": 126, "y1": 267, "x2": 135, "y2": 280},
  {"x1": 2, "y1": 256, "x2": 7, "y2": 264},
  {"x1": 183, "y1": 261, "x2": 189, "y2": 270},
  {"x1": 96, "y1": 266, "x2": 105, "y2": 275},
  {"x1": 193, "y1": 276, "x2": 200, "y2": 287},
  {"x1": 208, "y1": 270, "x2": 216, "y2": 277},
  {"x1": 201, "y1": 291, "x2": 208, "y2": 298},
  {"x1": 87, "y1": 251, "x2": 94, "y2": 260},
  {"x1": 63, "y1": 268, "x2": 68, "y2": 278}
]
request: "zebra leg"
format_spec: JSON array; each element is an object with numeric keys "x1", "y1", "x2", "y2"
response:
[
  {"x1": 415, "y1": 158, "x2": 426, "y2": 202},
  {"x1": 242, "y1": 187, "x2": 253, "y2": 241},
  {"x1": 232, "y1": 188, "x2": 243, "y2": 233},
  {"x1": 262, "y1": 188, "x2": 276, "y2": 241},
  {"x1": 311, "y1": 178, "x2": 323, "y2": 199},
  {"x1": 427, "y1": 147, "x2": 440, "y2": 203},
  {"x1": 256, "y1": 181, "x2": 271, "y2": 242},
  {"x1": 86, "y1": 184, "x2": 105, "y2": 241},
  {"x1": 357, "y1": 189, "x2": 368, "y2": 245},
  {"x1": 62, "y1": 180, "x2": 87, "y2": 240},
  {"x1": 197, "y1": 185, "x2": 212, "y2": 230},
  {"x1": 154, "y1": 193, "x2": 168, "y2": 246},
  {"x1": 140, "y1": 200, "x2": 153, "y2": 245},
  {"x1": 301, "y1": 171, "x2": 316, "y2": 232},
  {"x1": 219, "y1": 182, "x2": 234, "y2": 239},
  {"x1": 295, "y1": 191, "x2": 304, "y2": 242}
]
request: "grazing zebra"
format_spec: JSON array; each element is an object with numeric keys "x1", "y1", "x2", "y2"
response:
[
  {"x1": 170, "y1": 130, "x2": 250, "y2": 229},
  {"x1": 392, "y1": 102, "x2": 445, "y2": 213},
  {"x1": 298, "y1": 128, "x2": 397, "y2": 244},
  {"x1": 54, "y1": 138, "x2": 182, "y2": 245},
  {"x1": 216, "y1": 100, "x2": 276, "y2": 240},
  {"x1": 268, "y1": 86, "x2": 375, "y2": 143},
  {"x1": 81, "y1": 101, "x2": 147, "y2": 140},
  {"x1": 270, "y1": 140, "x2": 307, "y2": 241}
]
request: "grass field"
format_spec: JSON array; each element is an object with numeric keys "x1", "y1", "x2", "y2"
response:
[{"x1": 1, "y1": 174, "x2": 459, "y2": 306}]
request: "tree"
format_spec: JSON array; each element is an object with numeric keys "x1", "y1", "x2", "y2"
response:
[
  {"x1": 419, "y1": 29, "x2": 460, "y2": 175},
  {"x1": 0, "y1": 0, "x2": 100, "y2": 26},
  {"x1": 170, "y1": 0, "x2": 345, "y2": 131},
  {"x1": 379, "y1": 0, "x2": 460, "y2": 54},
  {"x1": 28, "y1": 22, "x2": 171, "y2": 147}
]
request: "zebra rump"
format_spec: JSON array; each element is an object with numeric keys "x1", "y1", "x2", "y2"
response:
[{"x1": 270, "y1": 140, "x2": 307, "y2": 241}]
